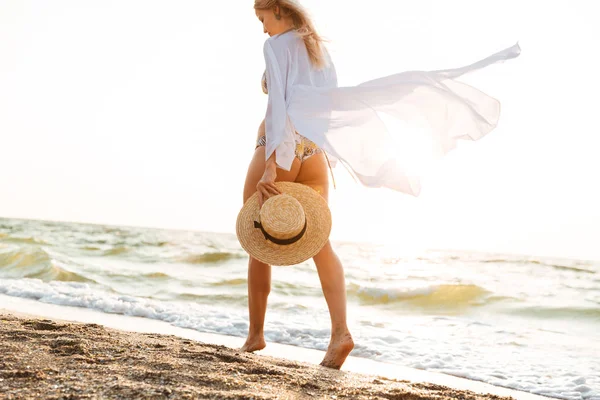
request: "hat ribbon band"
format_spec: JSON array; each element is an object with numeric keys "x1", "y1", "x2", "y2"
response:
[{"x1": 253, "y1": 219, "x2": 307, "y2": 245}]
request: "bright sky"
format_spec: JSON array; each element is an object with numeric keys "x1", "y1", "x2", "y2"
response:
[{"x1": 1, "y1": 0, "x2": 599, "y2": 260}]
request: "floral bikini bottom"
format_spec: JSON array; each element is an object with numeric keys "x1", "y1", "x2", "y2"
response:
[{"x1": 255, "y1": 133, "x2": 322, "y2": 163}]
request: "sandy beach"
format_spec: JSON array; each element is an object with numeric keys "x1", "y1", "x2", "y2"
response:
[{"x1": 0, "y1": 311, "x2": 520, "y2": 400}]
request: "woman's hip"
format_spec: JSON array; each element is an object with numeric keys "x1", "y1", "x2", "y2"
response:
[{"x1": 255, "y1": 132, "x2": 323, "y2": 164}]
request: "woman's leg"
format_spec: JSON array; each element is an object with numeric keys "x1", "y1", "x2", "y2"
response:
[
  {"x1": 312, "y1": 242, "x2": 354, "y2": 369},
  {"x1": 240, "y1": 256, "x2": 270, "y2": 352},
  {"x1": 296, "y1": 153, "x2": 354, "y2": 369},
  {"x1": 241, "y1": 144, "x2": 300, "y2": 352}
]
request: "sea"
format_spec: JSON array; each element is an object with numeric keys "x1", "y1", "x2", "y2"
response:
[{"x1": 0, "y1": 217, "x2": 598, "y2": 399}]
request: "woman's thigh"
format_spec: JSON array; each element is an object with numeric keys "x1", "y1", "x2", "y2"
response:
[{"x1": 243, "y1": 146, "x2": 301, "y2": 204}]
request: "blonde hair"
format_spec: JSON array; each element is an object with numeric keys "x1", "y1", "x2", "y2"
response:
[{"x1": 254, "y1": 0, "x2": 326, "y2": 69}]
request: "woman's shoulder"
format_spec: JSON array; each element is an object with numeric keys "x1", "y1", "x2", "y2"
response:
[
  {"x1": 264, "y1": 30, "x2": 301, "y2": 52},
  {"x1": 269, "y1": 29, "x2": 298, "y2": 42}
]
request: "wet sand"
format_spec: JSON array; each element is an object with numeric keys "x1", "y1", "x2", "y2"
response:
[{"x1": 0, "y1": 311, "x2": 518, "y2": 400}]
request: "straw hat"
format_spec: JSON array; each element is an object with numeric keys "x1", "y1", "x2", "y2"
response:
[{"x1": 236, "y1": 182, "x2": 332, "y2": 266}]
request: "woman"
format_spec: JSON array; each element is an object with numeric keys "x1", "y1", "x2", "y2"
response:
[
  {"x1": 241, "y1": 0, "x2": 519, "y2": 370},
  {"x1": 241, "y1": 0, "x2": 353, "y2": 370}
]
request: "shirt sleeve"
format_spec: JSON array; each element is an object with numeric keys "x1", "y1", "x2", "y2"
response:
[{"x1": 263, "y1": 38, "x2": 296, "y2": 171}]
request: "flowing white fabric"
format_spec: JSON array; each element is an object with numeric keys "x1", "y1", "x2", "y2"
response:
[{"x1": 262, "y1": 30, "x2": 521, "y2": 196}]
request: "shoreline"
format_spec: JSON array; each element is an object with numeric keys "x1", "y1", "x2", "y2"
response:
[{"x1": 0, "y1": 295, "x2": 549, "y2": 399}]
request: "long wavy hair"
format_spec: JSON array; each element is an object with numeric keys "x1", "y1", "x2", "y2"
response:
[{"x1": 254, "y1": 0, "x2": 326, "y2": 69}]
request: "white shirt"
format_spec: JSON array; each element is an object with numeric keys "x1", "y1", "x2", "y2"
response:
[
  {"x1": 263, "y1": 30, "x2": 521, "y2": 196},
  {"x1": 262, "y1": 30, "x2": 338, "y2": 171}
]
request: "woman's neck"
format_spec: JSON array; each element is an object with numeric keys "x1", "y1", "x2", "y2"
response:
[{"x1": 275, "y1": 26, "x2": 295, "y2": 37}]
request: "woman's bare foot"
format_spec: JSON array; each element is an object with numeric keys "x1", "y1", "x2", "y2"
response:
[
  {"x1": 319, "y1": 330, "x2": 354, "y2": 369},
  {"x1": 240, "y1": 336, "x2": 266, "y2": 353}
]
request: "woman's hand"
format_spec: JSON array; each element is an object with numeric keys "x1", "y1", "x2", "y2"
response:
[{"x1": 256, "y1": 155, "x2": 281, "y2": 208}]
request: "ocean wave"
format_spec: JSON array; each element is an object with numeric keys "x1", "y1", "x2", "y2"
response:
[
  {"x1": 0, "y1": 278, "x2": 249, "y2": 336},
  {"x1": 347, "y1": 283, "x2": 494, "y2": 309},
  {"x1": 271, "y1": 281, "x2": 322, "y2": 297},
  {"x1": 141, "y1": 241, "x2": 170, "y2": 247},
  {"x1": 76, "y1": 235, "x2": 170, "y2": 249},
  {"x1": 94, "y1": 271, "x2": 172, "y2": 282},
  {"x1": 0, "y1": 246, "x2": 93, "y2": 283},
  {"x1": 102, "y1": 246, "x2": 130, "y2": 256},
  {"x1": 545, "y1": 263, "x2": 597, "y2": 274},
  {"x1": 505, "y1": 306, "x2": 600, "y2": 321},
  {"x1": 79, "y1": 246, "x2": 102, "y2": 251},
  {"x1": 204, "y1": 278, "x2": 321, "y2": 297},
  {"x1": 479, "y1": 258, "x2": 597, "y2": 274},
  {"x1": 0, "y1": 235, "x2": 48, "y2": 245},
  {"x1": 180, "y1": 252, "x2": 245, "y2": 264},
  {"x1": 208, "y1": 278, "x2": 247, "y2": 287},
  {"x1": 175, "y1": 292, "x2": 247, "y2": 304},
  {"x1": 143, "y1": 272, "x2": 170, "y2": 279}
]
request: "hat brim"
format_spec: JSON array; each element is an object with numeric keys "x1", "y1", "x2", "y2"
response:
[{"x1": 236, "y1": 182, "x2": 332, "y2": 266}]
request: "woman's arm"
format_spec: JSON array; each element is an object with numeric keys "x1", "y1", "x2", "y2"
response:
[
  {"x1": 256, "y1": 149, "x2": 280, "y2": 207},
  {"x1": 255, "y1": 36, "x2": 296, "y2": 207},
  {"x1": 255, "y1": 118, "x2": 280, "y2": 207},
  {"x1": 262, "y1": 38, "x2": 296, "y2": 172}
]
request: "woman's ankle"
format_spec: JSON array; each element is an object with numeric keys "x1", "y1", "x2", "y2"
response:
[
  {"x1": 247, "y1": 327, "x2": 265, "y2": 338},
  {"x1": 331, "y1": 323, "x2": 349, "y2": 335}
]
